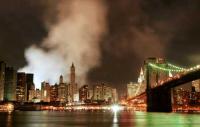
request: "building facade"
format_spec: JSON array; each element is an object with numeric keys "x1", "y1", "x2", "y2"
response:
[
  {"x1": 50, "y1": 84, "x2": 58, "y2": 102},
  {"x1": 79, "y1": 85, "x2": 89, "y2": 102},
  {"x1": 4, "y1": 67, "x2": 17, "y2": 101},
  {"x1": 16, "y1": 72, "x2": 27, "y2": 102},
  {"x1": 58, "y1": 75, "x2": 67, "y2": 103},
  {"x1": 93, "y1": 83, "x2": 116, "y2": 103},
  {"x1": 0, "y1": 61, "x2": 6, "y2": 101},
  {"x1": 68, "y1": 63, "x2": 78, "y2": 102},
  {"x1": 127, "y1": 82, "x2": 139, "y2": 99},
  {"x1": 41, "y1": 82, "x2": 50, "y2": 102},
  {"x1": 26, "y1": 73, "x2": 34, "y2": 101}
]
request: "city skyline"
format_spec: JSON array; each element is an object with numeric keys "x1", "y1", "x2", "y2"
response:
[
  {"x1": 0, "y1": 1, "x2": 200, "y2": 127},
  {"x1": 0, "y1": 0, "x2": 199, "y2": 92}
]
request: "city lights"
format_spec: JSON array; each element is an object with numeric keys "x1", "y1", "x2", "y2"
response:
[{"x1": 111, "y1": 104, "x2": 123, "y2": 112}]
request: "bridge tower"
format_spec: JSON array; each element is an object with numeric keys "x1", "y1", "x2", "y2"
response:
[{"x1": 145, "y1": 57, "x2": 172, "y2": 112}]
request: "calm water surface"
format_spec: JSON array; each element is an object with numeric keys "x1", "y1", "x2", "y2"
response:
[{"x1": 0, "y1": 111, "x2": 200, "y2": 127}]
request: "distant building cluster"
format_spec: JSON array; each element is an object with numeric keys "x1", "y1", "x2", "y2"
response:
[
  {"x1": 0, "y1": 61, "x2": 34, "y2": 102},
  {"x1": 127, "y1": 68, "x2": 145, "y2": 99},
  {"x1": 173, "y1": 80, "x2": 200, "y2": 107},
  {"x1": 0, "y1": 61, "x2": 118, "y2": 105}
]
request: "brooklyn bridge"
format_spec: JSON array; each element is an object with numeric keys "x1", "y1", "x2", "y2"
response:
[{"x1": 127, "y1": 57, "x2": 200, "y2": 112}]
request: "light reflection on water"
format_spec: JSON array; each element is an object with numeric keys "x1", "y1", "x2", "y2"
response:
[{"x1": 0, "y1": 111, "x2": 200, "y2": 127}]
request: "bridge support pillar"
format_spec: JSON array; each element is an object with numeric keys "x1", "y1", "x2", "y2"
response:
[{"x1": 147, "y1": 88, "x2": 172, "y2": 112}]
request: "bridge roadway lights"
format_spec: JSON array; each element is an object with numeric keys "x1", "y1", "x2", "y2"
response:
[{"x1": 147, "y1": 87, "x2": 172, "y2": 112}]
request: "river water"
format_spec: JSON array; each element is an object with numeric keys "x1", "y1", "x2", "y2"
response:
[{"x1": 0, "y1": 111, "x2": 200, "y2": 127}]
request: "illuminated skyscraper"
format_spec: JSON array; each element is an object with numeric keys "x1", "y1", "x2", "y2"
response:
[
  {"x1": 35, "y1": 88, "x2": 41, "y2": 101},
  {"x1": 26, "y1": 73, "x2": 34, "y2": 101},
  {"x1": 136, "y1": 68, "x2": 146, "y2": 94},
  {"x1": 58, "y1": 75, "x2": 67, "y2": 103},
  {"x1": 28, "y1": 84, "x2": 35, "y2": 102},
  {"x1": 4, "y1": 67, "x2": 17, "y2": 101},
  {"x1": 41, "y1": 82, "x2": 50, "y2": 102},
  {"x1": 93, "y1": 83, "x2": 114, "y2": 103},
  {"x1": 112, "y1": 88, "x2": 118, "y2": 103},
  {"x1": 0, "y1": 61, "x2": 6, "y2": 101},
  {"x1": 71, "y1": 63, "x2": 75, "y2": 84},
  {"x1": 79, "y1": 85, "x2": 89, "y2": 102},
  {"x1": 16, "y1": 72, "x2": 27, "y2": 102},
  {"x1": 50, "y1": 84, "x2": 58, "y2": 102},
  {"x1": 127, "y1": 82, "x2": 139, "y2": 99},
  {"x1": 69, "y1": 63, "x2": 78, "y2": 102}
]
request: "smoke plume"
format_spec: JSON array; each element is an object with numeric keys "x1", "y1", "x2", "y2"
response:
[{"x1": 19, "y1": 0, "x2": 107, "y2": 88}]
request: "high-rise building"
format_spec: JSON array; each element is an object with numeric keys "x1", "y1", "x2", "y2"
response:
[
  {"x1": 58, "y1": 75, "x2": 67, "y2": 103},
  {"x1": 35, "y1": 89, "x2": 41, "y2": 100},
  {"x1": 4, "y1": 67, "x2": 17, "y2": 101},
  {"x1": 28, "y1": 84, "x2": 35, "y2": 102},
  {"x1": 79, "y1": 85, "x2": 89, "y2": 102},
  {"x1": 32, "y1": 88, "x2": 41, "y2": 103},
  {"x1": 127, "y1": 82, "x2": 139, "y2": 99},
  {"x1": 0, "y1": 61, "x2": 6, "y2": 101},
  {"x1": 50, "y1": 84, "x2": 58, "y2": 102},
  {"x1": 93, "y1": 83, "x2": 114, "y2": 103},
  {"x1": 41, "y1": 82, "x2": 50, "y2": 102},
  {"x1": 16, "y1": 72, "x2": 27, "y2": 102},
  {"x1": 93, "y1": 85, "x2": 103, "y2": 101},
  {"x1": 103, "y1": 85, "x2": 113, "y2": 103},
  {"x1": 112, "y1": 88, "x2": 118, "y2": 103},
  {"x1": 26, "y1": 73, "x2": 34, "y2": 101},
  {"x1": 136, "y1": 68, "x2": 146, "y2": 95},
  {"x1": 71, "y1": 63, "x2": 75, "y2": 84},
  {"x1": 192, "y1": 80, "x2": 200, "y2": 92},
  {"x1": 69, "y1": 63, "x2": 78, "y2": 102}
]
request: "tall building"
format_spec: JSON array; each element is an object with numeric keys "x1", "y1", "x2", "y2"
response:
[
  {"x1": 16, "y1": 72, "x2": 27, "y2": 102},
  {"x1": 26, "y1": 74, "x2": 34, "y2": 101},
  {"x1": 41, "y1": 82, "x2": 50, "y2": 102},
  {"x1": 136, "y1": 68, "x2": 146, "y2": 95},
  {"x1": 69, "y1": 63, "x2": 78, "y2": 102},
  {"x1": 112, "y1": 88, "x2": 118, "y2": 103},
  {"x1": 71, "y1": 63, "x2": 75, "y2": 84},
  {"x1": 127, "y1": 82, "x2": 139, "y2": 99},
  {"x1": 32, "y1": 88, "x2": 41, "y2": 103},
  {"x1": 79, "y1": 85, "x2": 89, "y2": 102},
  {"x1": 93, "y1": 85, "x2": 103, "y2": 101},
  {"x1": 138, "y1": 68, "x2": 145, "y2": 84},
  {"x1": 93, "y1": 83, "x2": 114, "y2": 103},
  {"x1": 192, "y1": 80, "x2": 200, "y2": 92},
  {"x1": 35, "y1": 89, "x2": 41, "y2": 100},
  {"x1": 50, "y1": 84, "x2": 58, "y2": 102},
  {"x1": 4, "y1": 67, "x2": 17, "y2": 101},
  {"x1": 0, "y1": 61, "x2": 6, "y2": 101},
  {"x1": 58, "y1": 75, "x2": 67, "y2": 103},
  {"x1": 28, "y1": 84, "x2": 35, "y2": 102}
]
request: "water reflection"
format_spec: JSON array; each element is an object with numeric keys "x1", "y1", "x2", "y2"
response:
[
  {"x1": 0, "y1": 111, "x2": 200, "y2": 127},
  {"x1": 6, "y1": 113, "x2": 12, "y2": 127},
  {"x1": 112, "y1": 112, "x2": 119, "y2": 127},
  {"x1": 135, "y1": 112, "x2": 200, "y2": 127}
]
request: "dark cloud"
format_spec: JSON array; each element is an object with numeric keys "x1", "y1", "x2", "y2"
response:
[
  {"x1": 0, "y1": 0, "x2": 58, "y2": 67},
  {"x1": 0, "y1": 0, "x2": 200, "y2": 93},
  {"x1": 87, "y1": 0, "x2": 200, "y2": 93}
]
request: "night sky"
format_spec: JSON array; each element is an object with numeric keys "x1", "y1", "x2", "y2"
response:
[{"x1": 0, "y1": 0, "x2": 200, "y2": 92}]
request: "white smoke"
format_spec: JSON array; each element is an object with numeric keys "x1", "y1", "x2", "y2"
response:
[{"x1": 19, "y1": 0, "x2": 107, "y2": 88}]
